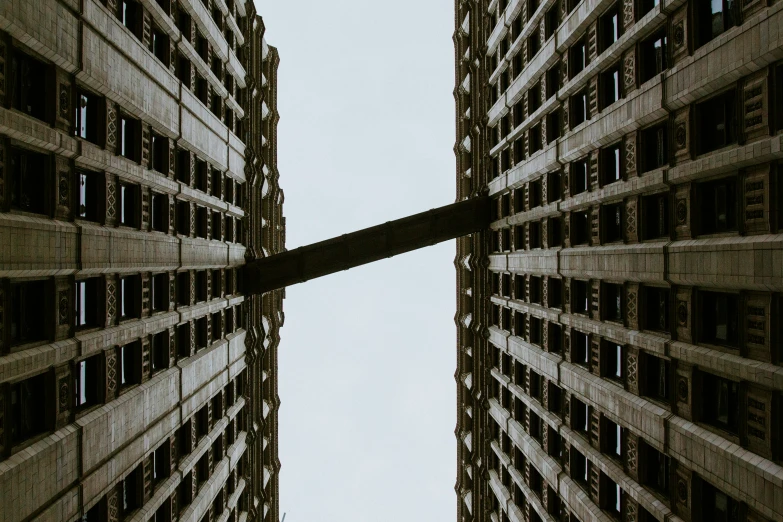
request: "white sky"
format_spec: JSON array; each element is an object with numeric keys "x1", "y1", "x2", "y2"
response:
[{"x1": 256, "y1": 2, "x2": 458, "y2": 521}]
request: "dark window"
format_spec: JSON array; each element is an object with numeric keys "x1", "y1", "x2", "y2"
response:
[
  {"x1": 196, "y1": 74, "x2": 208, "y2": 105},
  {"x1": 176, "y1": 7, "x2": 192, "y2": 37},
  {"x1": 602, "y1": 283, "x2": 623, "y2": 321},
  {"x1": 151, "y1": 273, "x2": 169, "y2": 312},
  {"x1": 549, "y1": 322, "x2": 563, "y2": 352},
  {"x1": 572, "y1": 396, "x2": 589, "y2": 432},
  {"x1": 195, "y1": 206, "x2": 208, "y2": 238},
  {"x1": 120, "y1": 275, "x2": 141, "y2": 319},
  {"x1": 196, "y1": 405, "x2": 209, "y2": 438},
  {"x1": 75, "y1": 89, "x2": 103, "y2": 145},
  {"x1": 701, "y1": 372, "x2": 739, "y2": 433},
  {"x1": 571, "y1": 158, "x2": 588, "y2": 195},
  {"x1": 546, "y1": 108, "x2": 563, "y2": 143},
  {"x1": 548, "y1": 278, "x2": 563, "y2": 308},
  {"x1": 515, "y1": 276, "x2": 525, "y2": 301},
  {"x1": 211, "y1": 270, "x2": 222, "y2": 299},
  {"x1": 151, "y1": 25, "x2": 170, "y2": 66},
  {"x1": 598, "y1": 5, "x2": 620, "y2": 53},
  {"x1": 695, "y1": 90, "x2": 737, "y2": 155},
  {"x1": 696, "y1": 176, "x2": 737, "y2": 234},
  {"x1": 121, "y1": 0, "x2": 142, "y2": 39},
  {"x1": 571, "y1": 448, "x2": 589, "y2": 486},
  {"x1": 514, "y1": 137, "x2": 525, "y2": 163},
  {"x1": 695, "y1": 0, "x2": 738, "y2": 49},
  {"x1": 642, "y1": 443, "x2": 670, "y2": 494},
  {"x1": 10, "y1": 147, "x2": 48, "y2": 215},
  {"x1": 528, "y1": 0, "x2": 539, "y2": 17},
  {"x1": 11, "y1": 49, "x2": 49, "y2": 123},
  {"x1": 211, "y1": 94, "x2": 222, "y2": 118},
  {"x1": 195, "y1": 159, "x2": 208, "y2": 191},
  {"x1": 640, "y1": 122, "x2": 668, "y2": 172},
  {"x1": 529, "y1": 123, "x2": 543, "y2": 153},
  {"x1": 78, "y1": 169, "x2": 103, "y2": 222},
  {"x1": 573, "y1": 330, "x2": 591, "y2": 364},
  {"x1": 602, "y1": 203, "x2": 623, "y2": 243},
  {"x1": 642, "y1": 192, "x2": 669, "y2": 240},
  {"x1": 120, "y1": 341, "x2": 142, "y2": 388},
  {"x1": 153, "y1": 444, "x2": 170, "y2": 484},
  {"x1": 75, "y1": 278, "x2": 102, "y2": 328},
  {"x1": 602, "y1": 341, "x2": 624, "y2": 381},
  {"x1": 569, "y1": 39, "x2": 587, "y2": 78},
  {"x1": 195, "y1": 271, "x2": 208, "y2": 302},
  {"x1": 176, "y1": 200, "x2": 190, "y2": 235},
  {"x1": 530, "y1": 316, "x2": 543, "y2": 345},
  {"x1": 545, "y1": 5, "x2": 560, "y2": 40},
  {"x1": 513, "y1": 51, "x2": 524, "y2": 80},
  {"x1": 120, "y1": 115, "x2": 141, "y2": 162},
  {"x1": 571, "y1": 210, "x2": 590, "y2": 245},
  {"x1": 177, "y1": 322, "x2": 191, "y2": 358},
  {"x1": 701, "y1": 480, "x2": 740, "y2": 522},
  {"x1": 515, "y1": 311, "x2": 526, "y2": 336},
  {"x1": 225, "y1": 306, "x2": 234, "y2": 334},
  {"x1": 151, "y1": 330, "x2": 169, "y2": 372},
  {"x1": 529, "y1": 180, "x2": 542, "y2": 208},
  {"x1": 600, "y1": 64, "x2": 621, "y2": 110},
  {"x1": 547, "y1": 64, "x2": 561, "y2": 100},
  {"x1": 501, "y1": 192, "x2": 511, "y2": 217},
  {"x1": 177, "y1": 271, "x2": 190, "y2": 306},
  {"x1": 176, "y1": 149, "x2": 191, "y2": 184},
  {"x1": 121, "y1": 465, "x2": 142, "y2": 515},
  {"x1": 502, "y1": 307, "x2": 511, "y2": 331},
  {"x1": 225, "y1": 178, "x2": 234, "y2": 204},
  {"x1": 530, "y1": 276, "x2": 543, "y2": 304},
  {"x1": 177, "y1": 53, "x2": 192, "y2": 89},
  {"x1": 151, "y1": 133, "x2": 169, "y2": 174},
  {"x1": 640, "y1": 31, "x2": 667, "y2": 84},
  {"x1": 529, "y1": 81, "x2": 542, "y2": 114},
  {"x1": 573, "y1": 281, "x2": 590, "y2": 316},
  {"x1": 195, "y1": 316, "x2": 208, "y2": 349},
  {"x1": 151, "y1": 192, "x2": 168, "y2": 232},
  {"x1": 211, "y1": 211, "x2": 222, "y2": 240},
  {"x1": 602, "y1": 473, "x2": 622, "y2": 517},
  {"x1": 9, "y1": 280, "x2": 47, "y2": 347},
  {"x1": 513, "y1": 100, "x2": 524, "y2": 128},
  {"x1": 119, "y1": 183, "x2": 139, "y2": 227},
  {"x1": 642, "y1": 352, "x2": 670, "y2": 401},
  {"x1": 530, "y1": 221, "x2": 542, "y2": 248},
  {"x1": 530, "y1": 411, "x2": 544, "y2": 442},
  {"x1": 74, "y1": 355, "x2": 102, "y2": 410},
  {"x1": 643, "y1": 286, "x2": 669, "y2": 332},
  {"x1": 699, "y1": 291, "x2": 739, "y2": 347},
  {"x1": 211, "y1": 312, "x2": 222, "y2": 341},
  {"x1": 601, "y1": 144, "x2": 622, "y2": 185},
  {"x1": 549, "y1": 217, "x2": 563, "y2": 247},
  {"x1": 638, "y1": 0, "x2": 660, "y2": 17},
  {"x1": 196, "y1": 32, "x2": 209, "y2": 62},
  {"x1": 571, "y1": 89, "x2": 588, "y2": 127}
]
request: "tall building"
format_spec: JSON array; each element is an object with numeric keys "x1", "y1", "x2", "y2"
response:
[
  {"x1": 454, "y1": 1, "x2": 783, "y2": 522},
  {"x1": 0, "y1": 0, "x2": 283, "y2": 521}
]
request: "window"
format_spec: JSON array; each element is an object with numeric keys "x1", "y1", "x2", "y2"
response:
[
  {"x1": 695, "y1": 90, "x2": 737, "y2": 155},
  {"x1": 502, "y1": 228, "x2": 511, "y2": 251},
  {"x1": 196, "y1": 271, "x2": 208, "y2": 302},
  {"x1": 11, "y1": 49, "x2": 49, "y2": 123},
  {"x1": 195, "y1": 206, "x2": 208, "y2": 238},
  {"x1": 569, "y1": 39, "x2": 587, "y2": 79},
  {"x1": 530, "y1": 411, "x2": 544, "y2": 442},
  {"x1": 701, "y1": 371, "x2": 739, "y2": 434},
  {"x1": 529, "y1": 81, "x2": 542, "y2": 114},
  {"x1": 640, "y1": 31, "x2": 667, "y2": 84},
  {"x1": 211, "y1": 312, "x2": 222, "y2": 341},
  {"x1": 629, "y1": 193, "x2": 661, "y2": 240},
  {"x1": 176, "y1": 149, "x2": 191, "y2": 185},
  {"x1": 602, "y1": 473, "x2": 622, "y2": 518},
  {"x1": 571, "y1": 210, "x2": 590, "y2": 245},
  {"x1": 75, "y1": 278, "x2": 102, "y2": 328},
  {"x1": 571, "y1": 158, "x2": 588, "y2": 195},
  {"x1": 602, "y1": 341, "x2": 624, "y2": 381},
  {"x1": 514, "y1": 137, "x2": 525, "y2": 163},
  {"x1": 10, "y1": 147, "x2": 48, "y2": 215},
  {"x1": 177, "y1": 323, "x2": 191, "y2": 358},
  {"x1": 549, "y1": 323, "x2": 563, "y2": 352},
  {"x1": 195, "y1": 158, "x2": 208, "y2": 191},
  {"x1": 120, "y1": 465, "x2": 142, "y2": 515},
  {"x1": 225, "y1": 306, "x2": 234, "y2": 334},
  {"x1": 176, "y1": 200, "x2": 190, "y2": 235},
  {"x1": 151, "y1": 25, "x2": 170, "y2": 66},
  {"x1": 195, "y1": 316, "x2": 209, "y2": 349},
  {"x1": 701, "y1": 480, "x2": 740, "y2": 522},
  {"x1": 638, "y1": 0, "x2": 660, "y2": 17},
  {"x1": 699, "y1": 291, "x2": 739, "y2": 347},
  {"x1": 545, "y1": 5, "x2": 560, "y2": 40},
  {"x1": 601, "y1": 202, "x2": 623, "y2": 243},
  {"x1": 9, "y1": 372, "x2": 49, "y2": 445},
  {"x1": 571, "y1": 89, "x2": 588, "y2": 127},
  {"x1": 572, "y1": 396, "x2": 589, "y2": 433},
  {"x1": 211, "y1": 94, "x2": 222, "y2": 118},
  {"x1": 600, "y1": 64, "x2": 621, "y2": 110},
  {"x1": 640, "y1": 122, "x2": 668, "y2": 172},
  {"x1": 177, "y1": 53, "x2": 192, "y2": 89},
  {"x1": 178, "y1": 473, "x2": 193, "y2": 508},
  {"x1": 696, "y1": 176, "x2": 737, "y2": 234},
  {"x1": 529, "y1": 123, "x2": 543, "y2": 153},
  {"x1": 573, "y1": 281, "x2": 590, "y2": 315},
  {"x1": 120, "y1": 341, "x2": 142, "y2": 388},
  {"x1": 643, "y1": 286, "x2": 668, "y2": 332},
  {"x1": 211, "y1": 211, "x2": 222, "y2": 240},
  {"x1": 151, "y1": 273, "x2": 169, "y2": 312},
  {"x1": 598, "y1": 5, "x2": 620, "y2": 53},
  {"x1": 121, "y1": 0, "x2": 142, "y2": 39},
  {"x1": 529, "y1": 179, "x2": 542, "y2": 208},
  {"x1": 530, "y1": 316, "x2": 543, "y2": 345},
  {"x1": 546, "y1": 64, "x2": 560, "y2": 99},
  {"x1": 120, "y1": 275, "x2": 141, "y2": 319},
  {"x1": 211, "y1": 270, "x2": 222, "y2": 299},
  {"x1": 119, "y1": 183, "x2": 140, "y2": 228},
  {"x1": 573, "y1": 331, "x2": 590, "y2": 366},
  {"x1": 120, "y1": 114, "x2": 141, "y2": 162},
  {"x1": 176, "y1": 6, "x2": 192, "y2": 36},
  {"x1": 75, "y1": 88, "x2": 103, "y2": 144},
  {"x1": 10, "y1": 280, "x2": 47, "y2": 346},
  {"x1": 549, "y1": 279, "x2": 563, "y2": 308},
  {"x1": 642, "y1": 443, "x2": 670, "y2": 494},
  {"x1": 601, "y1": 144, "x2": 622, "y2": 185},
  {"x1": 602, "y1": 283, "x2": 623, "y2": 321},
  {"x1": 642, "y1": 352, "x2": 670, "y2": 401},
  {"x1": 225, "y1": 178, "x2": 234, "y2": 204},
  {"x1": 153, "y1": 444, "x2": 170, "y2": 485},
  {"x1": 196, "y1": 74, "x2": 208, "y2": 105},
  {"x1": 530, "y1": 276, "x2": 543, "y2": 304},
  {"x1": 151, "y1": 192, "x2": 168, "y2": 232},
  {"x1": 77, "y1": 169, "x2": 102, "y2": 222},
  {"x1": 151, "y1": 330, "x2": 169, "y2": 372},
  {"x1": 151, "y1": 133, "x2": 169, "y2": 174},
  {"x1": 571, "y1": 448, "x2": 589, "y2": 486},
  {"x1": 177, "y1": 271, "x2": 190, "y2": 306},
  {"x1": 514, "y1": 311, "x2": 526, "y2": 336},
  {"x1": 549, "y1": 217, "x2": 563, "y2": 247},
  {"x1": 501, "y1": 192, "x2": 511, "y2": 217},
  {"x1": 530, "y1": 221, "x2": 542, "y2": 248},
  {"x1": 196, "y1": 405, "x2": 209, "y2": 439},
  {"x1": 502, "y1": 307, "x2": 511, "y2": 331},
  {"x1": 546, "y1": 108, "x2": 563, "y2": 142},
  {"x1": 515, "y1": 275, "x2": 525, "y2": 300},
  {"x1": 695, "y1": 0, "x2": 737, "y2": 49}
]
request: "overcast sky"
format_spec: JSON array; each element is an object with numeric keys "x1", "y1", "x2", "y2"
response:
[{"x1": 255, "y1": 1, "x2": 458, "y2": 521}]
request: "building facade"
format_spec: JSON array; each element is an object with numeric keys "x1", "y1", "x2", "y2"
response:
[
  {"x1": 454, "y1": 1, "x2": 783, "y2": 522},
  {"x1": 0, "y1": 0, "x2": 283, "y2": 521}
]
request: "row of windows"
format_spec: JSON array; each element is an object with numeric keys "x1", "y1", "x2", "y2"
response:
[{"x1": 5, "y1": 275, "x2": 243, "y2": 350}]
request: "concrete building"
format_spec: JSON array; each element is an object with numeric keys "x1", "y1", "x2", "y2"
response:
[
  {"x1": 454, "y1": 1, "x2": 783, "y2": 522},
  {"x1": 0, "y1": 0, "x2": 283, "y2": 521}
]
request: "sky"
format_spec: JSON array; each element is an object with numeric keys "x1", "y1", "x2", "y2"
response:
[{"x1": 255, "y1": 2, "x2": 459, "y2": 521}]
